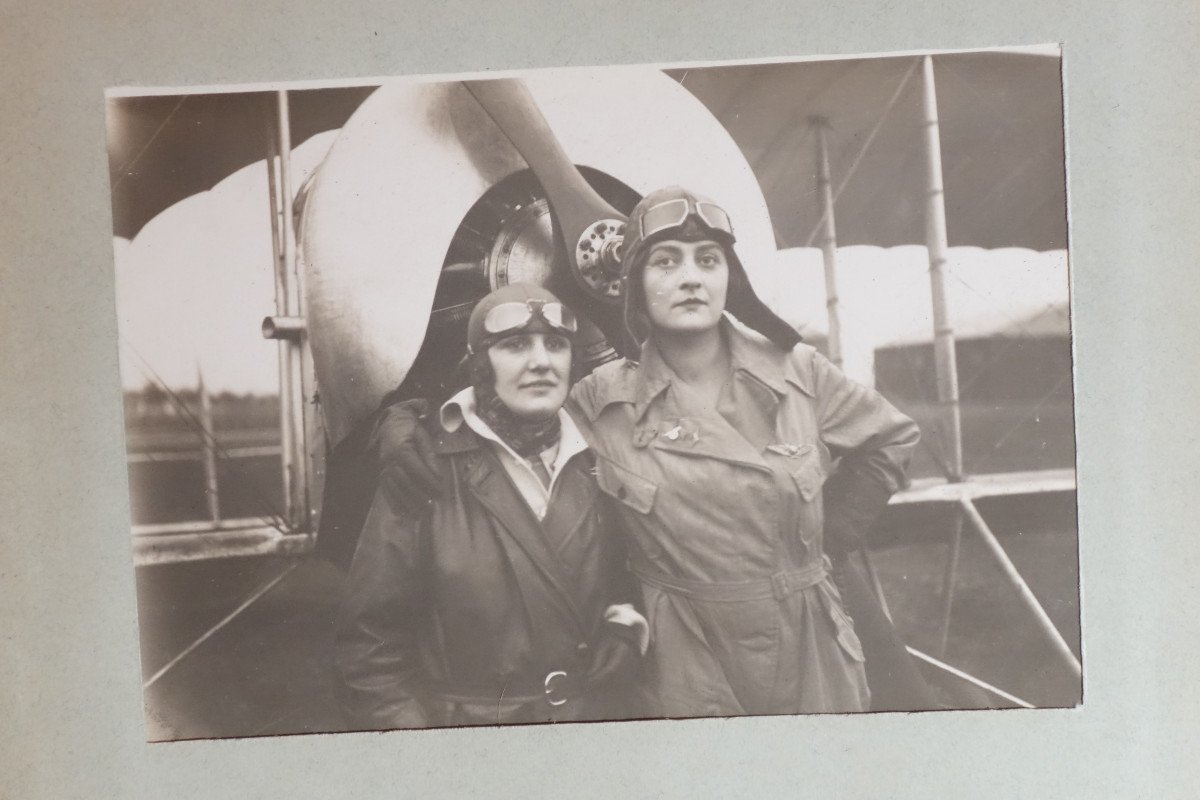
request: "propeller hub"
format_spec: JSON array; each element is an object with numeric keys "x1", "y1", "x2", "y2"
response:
[{"x1": 574, "y1": 219, "x2": 626, "y2": 301}]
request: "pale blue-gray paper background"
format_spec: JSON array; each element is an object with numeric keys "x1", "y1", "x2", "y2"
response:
[{"x1": 2, "y1": 1, "x2": 1197, "y2": 797}]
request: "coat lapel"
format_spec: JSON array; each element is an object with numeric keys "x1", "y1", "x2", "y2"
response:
[
  {"x1": 539, "y1": 453, "x2": 602, "y2": 565},
  {"x1": 629, "y1": 330, "x2": 781, "y2": 475},
  {"x1": 463, "y1": 445, "x2": 585, "y2": 626}
]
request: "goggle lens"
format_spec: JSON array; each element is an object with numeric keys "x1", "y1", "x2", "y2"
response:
[
  {"x1": 638, "y1": 198, "x2": 690, "y2": 240},
  {"x1": 482, "y1": 300, "x2": 578, "y2": 337},
  {"x1": 638, "y1": 197, "x2": 734, "y2": 241},
  {"x1": 696, "y1": 202, "x2": 733, "y2": 236}
]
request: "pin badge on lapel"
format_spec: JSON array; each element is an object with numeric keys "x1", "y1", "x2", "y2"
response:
[
  {"x1": 766, "y1": 443, "x2": 813, "y2": 459},
  {"x1": 662, "y1": 419, "x2": 701, "y2": 445}
]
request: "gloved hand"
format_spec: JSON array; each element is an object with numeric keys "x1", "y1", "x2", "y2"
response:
[
  {"x1": 370, "y1": 398, "x2": 444, "y2": 502},
  {"x1": 822, "y1": 465, "x2": 894, "y2": 557},
  {"x1": 584, "y1": 619, "x2": 643, "y2": 687}
]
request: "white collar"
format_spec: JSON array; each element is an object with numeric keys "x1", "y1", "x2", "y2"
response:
[{"x1": 440, "y1": 387, "x2": 589, "y2": 467}]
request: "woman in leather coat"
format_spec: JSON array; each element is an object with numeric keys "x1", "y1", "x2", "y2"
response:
[{"x1": 334, "y1": 283, "x2": 648, "y2": 729}]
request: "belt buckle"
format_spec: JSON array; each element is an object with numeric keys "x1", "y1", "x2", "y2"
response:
[{"x1": 543, "y1": 670, "x2": 569, "y2": 707}]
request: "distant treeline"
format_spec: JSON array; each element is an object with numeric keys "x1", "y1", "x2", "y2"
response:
[{"x1": 124, "y1": 386, "x2": 280, "y2": 433}]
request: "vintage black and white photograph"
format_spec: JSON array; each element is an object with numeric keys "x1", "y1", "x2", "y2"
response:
[{"x1": 107, "y1": 46, "x2": 1078, "y2": 741}]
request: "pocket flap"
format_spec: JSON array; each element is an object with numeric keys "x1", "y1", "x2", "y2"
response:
[
  {"x1": 595, "y1": 458, "x2": 657, "y2": 515},
  {"x1": 785, "y1": 449, "x2": 828, "y2": 502}
]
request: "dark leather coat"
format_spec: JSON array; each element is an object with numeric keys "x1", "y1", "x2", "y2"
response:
[{"x1": 334, "y1": 407, "x2": 639, "y2": 729}]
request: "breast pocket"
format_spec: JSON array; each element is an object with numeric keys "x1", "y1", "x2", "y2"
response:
[
  {"x1": 595, "y1": 457, "x2": 670, "y2": 565},
  {"x1": 770, "y1": 444, "x2": 829, "y2": 549},
  {"x1": 595, "y1": 457, "x2": 657, "y2": 515},
  {"x1": 769, "y1": 443, "x2": 827, "y2": 503}
]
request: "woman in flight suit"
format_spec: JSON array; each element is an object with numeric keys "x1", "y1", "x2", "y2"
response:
[
  {"x1": 334, "y1": 283, "x2": 647, "y2": 729},
  {"x1": 566, "y1": 186, "x2": 921, "y2": 716}
]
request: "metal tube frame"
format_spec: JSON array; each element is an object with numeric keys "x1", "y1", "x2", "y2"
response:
[
  {"x1": 936, "y1": 512, "x2": 962, "y2": 657},
  {"x1": 906, "y1": 646, "x2": 1035, "y2": 709},
  {"x1": 921, "y1": 55, "x2": 965, "y2": 483},
  {"x1": 275, "y1": 90, "x2": 311, "y2": 533},
  {"x1": 811, "y1": 117, "x2": 844, "y2": 368},
  {"x1": 958, "y1": 495, "x2": 1082, "y2": 678},
  {"x1": 265, "y1": 108, "x2": 295, "y2": 529},
  {"x1": 847, "y1": 57, "x2": 1076, "y2": 701}
]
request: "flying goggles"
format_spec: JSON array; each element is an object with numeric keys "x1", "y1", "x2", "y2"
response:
[
  {"x1": 637, "y1": 197, "x2": 734, "y2": 242},
  {"x1": 482, "y1": 299, "x2": 578, "y2": 340}
]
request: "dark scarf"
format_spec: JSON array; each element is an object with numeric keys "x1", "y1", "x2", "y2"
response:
[{"x1": 473, "y1": 380, "x2": 562, "y2": 459}]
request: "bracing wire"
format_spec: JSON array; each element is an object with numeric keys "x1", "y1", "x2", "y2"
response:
[
  {"x1": 972, "y1": 370, "x2": 1073, "y2": 474},
  {"x1": 111, "y1": 96, "x2": 188, "y2": 193},
  {"x1": 143, "y1": 560, "x2": 301, "y2": 689},
  {"x1": 924, "y1": 261, "x2": 1071, "y2": 459},
  {"x1": 955, "y1": 306, "x2": 1066, "y2": 399},
  {"x1": 803, "y1": 58, "x2": 921, "y2": 249}
]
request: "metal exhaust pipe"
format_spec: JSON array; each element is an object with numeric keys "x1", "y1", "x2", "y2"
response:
[{"x1": 262, "y1": 315, "x2": 305, "y2": 341}]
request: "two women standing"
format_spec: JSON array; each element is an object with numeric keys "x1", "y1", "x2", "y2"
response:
[{"x1": 335, "y1": 186, "x2": 923, "y2": 725}]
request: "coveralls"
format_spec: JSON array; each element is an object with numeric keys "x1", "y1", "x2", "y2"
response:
[{"x1": 568, "y1": 321, "x2": 920, "y2": 716}]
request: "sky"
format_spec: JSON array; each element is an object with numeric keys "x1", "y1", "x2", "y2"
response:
[
  {"x1": 113, "y1": 131, "x2": 338, "y2": 395},
  {"x1": 753, "y1": 245, "x2": 1069, "y2": 383}
]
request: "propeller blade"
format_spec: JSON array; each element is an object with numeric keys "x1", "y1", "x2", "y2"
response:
[{"x1": 462, "y1": 78, "x2": 637, "y2": 356}]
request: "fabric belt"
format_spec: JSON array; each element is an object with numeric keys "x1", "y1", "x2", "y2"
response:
[{"x1": 631, "y1": 557, "x2": 829, "y2": 602}]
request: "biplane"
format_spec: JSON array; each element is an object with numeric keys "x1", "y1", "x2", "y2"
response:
[{"x1": 108, "y1": 47, "x2": 1079, "y2": 736}]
